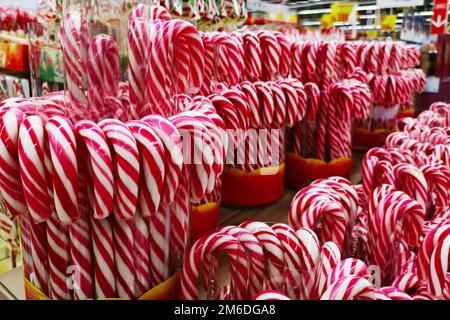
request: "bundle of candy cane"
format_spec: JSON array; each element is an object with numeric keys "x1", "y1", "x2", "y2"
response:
[
  {"x1": 286, "y1": 174, "x2": 450, "y2": 300},
  {"x1": 0, "y1": 4, "x2": 231, "y2": 300},
  {"x1": 0, "y1": 90, "x2": 229, "y2": 300},
  {"x1": 181, "y1": 221, "x2": 326, "y2": 299},
  {"x1": 181, "y1": 170, "x2": 449, "y2": 300}
]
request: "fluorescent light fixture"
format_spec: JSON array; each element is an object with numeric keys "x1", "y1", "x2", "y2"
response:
[
  {"x1": 358, "y1": 5, "x2": 379, "y2": 11},
  {"x1": 301, "y1": 21, "x2": 321, "y2": 26},
  {"x1": 298, "y1": 8, "x2": 331, "y2": 15},
  {"x1": 360, "y1": 14, "x2": 376, "y2": 19}
]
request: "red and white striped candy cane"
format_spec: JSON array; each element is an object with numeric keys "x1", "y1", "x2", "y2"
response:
[
  {"x1": 87, "y1": 34, "x2": 119, "y2": 120},
  {"x1": 45, "y1": 116, "x2": 79, "y2": 225},
  {"x1": 128, "y1": 17, "x2": 151, "y2": 111},
  {"x1": 169, "y1": 113, "x2": 214, "y2": 202},
  {"x1": 427, "y1": 230, "x2": 450, "y2": 298},
  {"x1": 394, "y1": 163, "x2": 429, "y2": 213},
  {"x1": 240, "y1": 81, "x2": 260, "y2": 128},
  {"x1": 41, "y1": 127, "x2": 72, "y2": 300},
  {"x1": 368, "y1": 187, "x2": 425, "y2": 279},
  {"x1": 218, "y1": 226, "x2": 265, "y2": 297},
  {"x1": 257, "y1": 31, "x2": 280, "y2": 81},
  {"x1": 98, "y1": 119, "x2": 139, "y2": 221},
  {"x1": 295, "y1": 227, "x2": 321, "y2": 271},
  {"x1": 211, "y1": 33, "x2": 242, "y2": 86},
  {"x1": 75, "y1": 120, "x2": 114, "y2": 219},
  {"x1": 151, "y1": 20, "x2": 204, "y2": 102},
  {"x1": 274, "y1": 32, "x2": 290, "y2": 78},
  {"x1": 141, "y1": 115, "x2": 183, "y2": 205},
  {"x1": 242, "y1": 33, "x2": 262, "y2": 81},
  {"x1": 141, "y1": 115, "x2": 185, "y2": 258},
  {"x1": 421, "y1": 163, "x2": 450, "y2": 213},
  {"x1": 0, "y1": 108, "x2": 27, "y2": 218},
  {"x1": 278, "y1": 80, "x2": 299, "y2": 128},
  {"x1": 321, "y1": 275, "x2": 375, "y2": 300},
  {"x1": 313, "y1": 241, "x2": 341, "y2": 299},
  {"x1": 391, "y1": 272, "x2": 420, "y2": 294},
  {"x1": 127, "y1": 121, "x2": 165, "y2": 217},
  {"x1": 180, "y1": 232, "x2": 249, "y2": 300},
  {"x1": 60, "y1": 10, "x2": 88, "y2": 106},
  {"x1": 272, "y1": 224, "x2": 303, "y2": 298},
  {"x1": 200, "y1": 33, "x2": 214, "y2": 95},
  {"x1": 17, "y1": 116, "x2": 52, "y2": 223},
  {"x1": 132, "y1": 212, "x2": 151, "y2": 296},
  {"x1": 90, "y1": 215, "x2": 116, "y2": 298},
  {"x1": 289, "y1": 185, "x2": 349, "y2": 251},
  {"x1": 417, "y1": 223, "x2": 450, "y2": 297},
  {"x1": 326, "y1": 258, "x2": 370, "y2": 289},
  {"x1": 252, "y1": 290, "x2": 290, "y2": 300},
  {"x1": 127, "y1": 121, "x2": 166, "y2": 286},
  {"x1": 240, "y1": 221, "x2": 286, "y2": 293}
]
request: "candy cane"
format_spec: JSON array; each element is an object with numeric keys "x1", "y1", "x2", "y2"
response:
[
  {"x1": 242, "y1": 33, "x2": 262, "y2": 81},
  {"x1": 45, "y1": 116, "x2": 79, "y2": 225},
  {"x1": 17, "y1": 116, "x2": 52, "y2": 223},
  {"x1": 272, "y1": 224, "x2": 303, "y2": 298},
  {"x1": 252, "y1": 290, "x2": 290, "y2": 300},
  {"x1": 0, "y1": 108, "x2": 27, "y2": 218},
  {"x1": 75, "y1": 120, "x2": 114, "y2": 220},
  {"x1": 60, "y1": 10, "x2": 88, "y2": 106},
  {"x1": 127, "y1": 121, "x2": 166, "y2": 286},
  {"x1": 86, "y1": 34, "x2": 119, "y2": 120},
  {"x1": 128, "y1": 17, "x2": 151, "y2": 111},
  {"x1": 218, "y1": 226, "x2": 265, "y2": 297},
  {"x1": 180, "y1": 232, "x2": 249, "y2": 300},
  {"x1": 240, "y1": 221, "x2": 286, "y2": 293},
  {"x1": 321, "y1": 275, "x2": 375, "y2": 300}
]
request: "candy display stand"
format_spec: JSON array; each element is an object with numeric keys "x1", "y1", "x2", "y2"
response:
[
  {"x1": 285, "y1": 154, "x2": 351, "y2": 190},
  {"x1": 190, "y1": 202, "x2": 221, "y2": 244},
  {"x1": 222, "y1": 165, "x2": 285, "y2": 207}
]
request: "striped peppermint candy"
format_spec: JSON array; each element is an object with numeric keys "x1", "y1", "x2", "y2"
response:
[
  {"x1": 313, "y1": 241, "x2": 341, "y2": 299},
  {"x1": 169, "y1": 113, "x2": 214, "y2": 202},
  {"x1": 272, "y1": 224, "x2": 303, "y2": 298},
  {"x1": 45, "y1": 116, "x2": 79, "y2": 225},
  {"x1": 60, "y1": 10, "x2": 88, "y2": 106},
  {"x1": 76, "y1": 120, "x2": 114, "y2": 220},
  {"x1": 128, "y1": 17, "x2": 151, "y2": 111},
  {"x1": 127, "y1": 121, "x2": 166, "y2": 287},
  {"x1": 326, "y1": 258, "x2": 370, "y2": 289},
  {"x1": 321, "y1": 275, "x2": 375, "y2": 300},
  {"x1": 91, "y1": 215, "x2": 116, "y2": 298},
  {"x1": 180, "y1": 232, "x2": 249, "y2": 300},
  {"x1": 17, "y1": 116, "x2": 52, "y2": 223},
  {"x1": 0, "y1": 108, "x2": 27, "y2": 218},
  {"x1": 240, "y1": 220, "x2": 286, "y2": 293},
  {"x1": 98, "y1": 119, "x2": 140, "y2": 221},
  {"x1": 218, "y1": 226, "x2": 266, "y2": 297},
  {"x1": 127, "y1": 121, "x2": 165, "y2": 217},
  {"x1": 132, "y1": 211, "x2": 151, "y2": 296},
  {"x1": 252, "y1": 290, "x2": 290, "y2": 300},
  {"x1": 242, "y1": 33, "x2": 262, "y2": 81},
  {"x1": 87, "y1": 34, "x2": 119, "y2": 120}
]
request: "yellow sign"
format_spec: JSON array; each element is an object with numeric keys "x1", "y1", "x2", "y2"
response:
[
  {"x1": 321, "y1": 13, "x2": 334, "y2": 28},
  {"x1": 381, "y1": 14, "x2": 397, "y2": 31},
  {"x1": 367, "y1": 30, "x2": 378, "y2": 38},
  {"x1": 330, "y1": 1, "x2": 357, "y2": 22}
]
